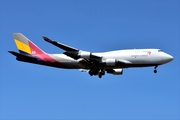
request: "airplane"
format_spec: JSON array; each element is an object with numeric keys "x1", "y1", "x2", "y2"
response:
[{"x1": 9, "y1": 33, "x2": 174, "y2": 78}]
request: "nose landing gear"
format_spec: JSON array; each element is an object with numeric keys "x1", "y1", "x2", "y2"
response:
[{"x1": 154, "y1": 65, "x2": 158, "y2": 73}]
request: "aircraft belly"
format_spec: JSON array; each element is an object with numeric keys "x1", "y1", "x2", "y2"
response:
[
  {"x1": 97, "y1": 64, "x2": 159, "y2": 69},
  {"x1": 57, "y1": 61, "x2": 80, "y2": 69},
  {"x1": 96, "y1": 56, "x2": 160, "y2": 69}
]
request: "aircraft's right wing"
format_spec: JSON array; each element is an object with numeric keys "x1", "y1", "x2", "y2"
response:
[{"x1": 43, "y1": 36, "x2": 102, "y2": 61}]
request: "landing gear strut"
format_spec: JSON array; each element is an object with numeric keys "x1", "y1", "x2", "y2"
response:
[
  {"x1": 88, "y1": 70, "x2": 97, "y2": 76},
  {"x1": 154, "y1": 65, "x2": 158, "y2": 73}
]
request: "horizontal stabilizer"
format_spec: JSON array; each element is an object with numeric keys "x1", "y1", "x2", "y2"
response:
[{"x1": 8, "y1": 51, "x2": 37, "y2": 61}]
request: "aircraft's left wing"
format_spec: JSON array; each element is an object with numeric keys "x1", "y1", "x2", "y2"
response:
[{"x1": 43, "y1": 36, "x2": 102, "y2": 61}]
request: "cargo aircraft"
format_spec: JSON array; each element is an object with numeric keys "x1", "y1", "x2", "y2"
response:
[{"x1": 9, "y1": 33, "x2": 173, "y2": 78}]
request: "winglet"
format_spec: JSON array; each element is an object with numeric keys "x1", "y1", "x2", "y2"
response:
[{"x1": 42, "y1": 36, "x2": 52, "y2": 42}]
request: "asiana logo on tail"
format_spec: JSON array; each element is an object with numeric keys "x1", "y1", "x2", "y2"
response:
[{"x1": 32, "y1": 51, "x2": 36, "y2": 54}]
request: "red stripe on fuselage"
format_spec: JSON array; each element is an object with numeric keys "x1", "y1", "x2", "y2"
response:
[{"x1": 28, "y1": 40, "x2": 65, "y2": 68}]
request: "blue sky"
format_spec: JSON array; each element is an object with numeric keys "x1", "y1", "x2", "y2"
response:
[{"x1": 0, "y1": 0, "x2": 180, "y2": 119}]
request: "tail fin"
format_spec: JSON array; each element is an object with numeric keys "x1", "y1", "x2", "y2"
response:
[{"x1": 13, "y1": 33, "x2": 45, "y2": 55}]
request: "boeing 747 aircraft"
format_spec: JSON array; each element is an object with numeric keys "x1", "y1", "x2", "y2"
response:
[{"x1": 9, "y1": 33, "x2": 173, "y2": 78}]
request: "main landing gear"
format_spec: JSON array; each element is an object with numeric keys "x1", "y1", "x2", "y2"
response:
[
  {"x1": 89, "y1": 69, "x2": 105, "y2": 78},
  {"x1": 98, "y1": 70, "x2": 105, "y2": 78},
  {"x1": 154, "y1": 65, "x2": 158, "y2": 73}
]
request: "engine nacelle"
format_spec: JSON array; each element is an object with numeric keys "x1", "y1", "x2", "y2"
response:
[
  {"x1": 78, "y1": 51, "x2": 91, "y2": 59},
  {"x1": 107, "y1": 68, "x2": 123, "y2": 75},
  {"x1": 102, "y1": 59, "x2": 117, "y2": 66}
]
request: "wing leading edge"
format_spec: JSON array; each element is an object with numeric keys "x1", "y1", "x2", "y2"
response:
[{"x1": 42, "y1": 36, "x2": 78, "y2": 52}]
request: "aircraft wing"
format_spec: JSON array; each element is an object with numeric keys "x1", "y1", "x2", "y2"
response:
[
  {"x1": 43, "y1": 36, "x2": 78, "y2": 52},
  {"x1": 43, "y1": 36, "x2": 102, "y2": 61}
]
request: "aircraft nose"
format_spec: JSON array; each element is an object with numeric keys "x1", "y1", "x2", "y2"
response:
[{"x1": 165, "y1": 54, "x2": 174, "y2": 62}]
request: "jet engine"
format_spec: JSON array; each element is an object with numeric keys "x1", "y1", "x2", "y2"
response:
[
  {"x1": 102, "y1": 59, "x2": 117, "y2": 66},
  {"x1": 107, "y1": 68, "x2": 123, "y2": 75},
  {"x1": 78, "y1": 51, "x2": 91, "y2": 59}
]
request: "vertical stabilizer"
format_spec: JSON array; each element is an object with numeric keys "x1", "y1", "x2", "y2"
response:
[{"x1": 13, "y1": 33, "x2": 45, "y2": 55}]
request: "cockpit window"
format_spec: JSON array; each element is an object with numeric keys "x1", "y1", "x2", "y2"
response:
[{"x1": 158, "y1": 49, "x2": 162, "y2": 52}]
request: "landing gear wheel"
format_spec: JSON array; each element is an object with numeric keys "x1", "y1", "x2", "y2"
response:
[
  {"x1": 98, "y1": 74, "x2": 102, "y2": 78},
  {"x1": 98, "y1": 69, "x2": 105, "y2": 78},
  {"x1": 154, "y1": 69, "x2": 157, "y2": 73},
  {"x1": 89, "y1": 71, "x2": 93, "y2": 76}
]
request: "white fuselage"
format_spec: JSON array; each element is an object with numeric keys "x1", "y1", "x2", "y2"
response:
[{"x1": 48, "y1": 49, "x2": 173, "y2": 69}]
